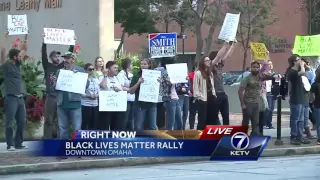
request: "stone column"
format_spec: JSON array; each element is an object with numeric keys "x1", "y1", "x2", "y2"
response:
[{"x1": 98, "y1": 0, "x2": 114, "y2": 63}]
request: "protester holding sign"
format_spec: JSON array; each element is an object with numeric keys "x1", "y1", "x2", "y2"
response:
[
  {"x1": 81, "y1": 63, "x2": 100, "y2": 130},
  {"x1": 159, "y1": 58, "x2": 183, "y2": 130},
  {"x1": 176, "y1": 79, "x2": 191, "y2": 130},
  {"x1": 55, "y1": 52, "x2": 84, "y2": 142},
  {"x1": 130, "y1": 58, "x2": 157, "y2": 130},
  {"x1": 41, "y1": 33, "x2": 75, "y2": 139},
  {"x1": 209, "y1": 42, "x2": 235, "y2": 126},
  {"x1": 99, "y1": 61, "x2": 126, "y2": 130},
  {"x1": 0, "y1": 31, "x2": 28, "y2": 151},
  {"x1": 118, "y1": 58, "x2": 135, "y2": 130}
]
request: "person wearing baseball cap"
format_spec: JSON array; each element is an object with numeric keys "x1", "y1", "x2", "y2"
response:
[
  {"x1": 41, "y1": 34, "x2": 75, "y2": 140},
  {"x1": 55, "y1": 51, "x2": 84, "y2": 160}
]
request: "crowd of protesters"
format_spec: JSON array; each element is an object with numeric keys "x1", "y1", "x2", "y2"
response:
[{"x1": 1, "y1": 29, "x2": 320, "y2": 155}]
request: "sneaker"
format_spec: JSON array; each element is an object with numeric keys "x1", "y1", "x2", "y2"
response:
[
  {"x1": 15, "y1": 145, "x2": 28, "y2": 149},
  {"x1": 7, "y1": 146, "x2": 15, "y2": 151},
  {"x1": 306, "y1": 135, "x2": 317, "y2": 139},
  {"x1": 290, "y1": 138, "x2": 301, "y2": 145},
  {"x1": 317, "y1": 139, "x2": 320, "y2": 145},
  {"x1": 300, "y1": 138, "x2": 311, "y2": 144},
  {"x1": 268, "y1": 126, "x2": 275, "y2": 129}
]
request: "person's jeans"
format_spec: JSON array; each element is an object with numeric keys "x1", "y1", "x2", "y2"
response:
[
  {"x1": 189, "y1": 97, "x2": 197, "y2": 129},
  {"x1": 44, "y1": 95, "x2": 58, "y2": 139},
  {"x1": 313, "y1": 108, "x2": 320, "y2": 138},
  {"x1": 264, "y1": 93, "x2": 275, "y2": 127},
  {"x1": 81, "y1": 105, "x2": 99, "y2": 130},
  {"x1": 4, "y1": 95, "x2": 26, "y2": 148},
  {"x1": 196, "y1": 100, "x2": 207, "y2": 130},
  {"x1": 134, "y1": 105, "x2": 157, "y2": 130},
  {"x1": 164, "y1": 99, "x2": 183, "y2": 130},
  {"x1": 290, "y1": 104, "x2": 305, "y2": 138},
  {"x1": 178, "y1": 95, "x2": 189, "y2": 130},
  {"x1": 303, "y1": 103, "x2": 309, "y2": 128},
  {"x1": 57, "y1": 106, "x2": 82, "y2": 139},
  {"x1": 211, "y1": 92, "x2": 229, "y2": 125},
  {"x1": 242, "y1": 102, "x2": 260, "y2": 136},
  {"x1": 124, "y1": 101, "x2": 135, "y2": 130}
]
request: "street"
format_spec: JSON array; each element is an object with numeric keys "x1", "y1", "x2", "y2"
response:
[{"x1": 1, "y1": 155, "x2": 319, "y2": 180}]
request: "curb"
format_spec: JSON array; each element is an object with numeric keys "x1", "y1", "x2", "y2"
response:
[{"x1": 0, "y1": 146, "x2": 320, "y2": 175}]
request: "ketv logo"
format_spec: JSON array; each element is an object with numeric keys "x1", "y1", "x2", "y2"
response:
[
  {"x1": 210, "y1": 130, "x2": 270, "y2": 161},
  {"x1": 230, "y1": 132, "x2": 250, "y2": 156}
]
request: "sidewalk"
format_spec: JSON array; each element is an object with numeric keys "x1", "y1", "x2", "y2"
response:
[
  {"x1": 0, "y1": 113, "x2": 317, "y2": 175},
  {"x1": 0, "y1": 137, "x2": 319, "y2": 175}
]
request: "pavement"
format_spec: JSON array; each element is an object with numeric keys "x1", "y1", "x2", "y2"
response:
[
  {"x1": 0, "y1": 113, "x2": 318, "y2": 175},
  {"x1": 1, "y1": 155, "x2": 320, "y2": 180}
]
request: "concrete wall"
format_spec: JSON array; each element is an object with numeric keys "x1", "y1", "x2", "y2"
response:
[
  {"x1": 0, "y1": 0, "x2": 114, "y2": 64},
  {"x1": 224, "y1": 85, "x2": 290, "y2": 113}
]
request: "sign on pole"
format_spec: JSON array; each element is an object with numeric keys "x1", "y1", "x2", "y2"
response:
[{"x1": 149, "y1": 33, "x2": 177, "y2": 58}]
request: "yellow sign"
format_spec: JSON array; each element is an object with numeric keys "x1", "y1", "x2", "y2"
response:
[
  {"x1": 250, "y1": 42, "x2": 268, "y2": 60},
  {"x1": 293, "y1": 35, "x2": 320, "y2": 56}
]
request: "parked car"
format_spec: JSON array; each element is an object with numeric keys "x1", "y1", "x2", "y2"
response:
[{"x1": 223, "y1": 71, "x2": 244, "y2": 85}]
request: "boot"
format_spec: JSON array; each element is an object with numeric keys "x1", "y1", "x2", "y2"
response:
[{"x1": 305, "y1": 127, "x2": 317, "y2": 139}]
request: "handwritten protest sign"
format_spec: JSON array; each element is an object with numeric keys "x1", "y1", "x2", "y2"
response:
[
  {"x1": 99, "y1": 91, "x2": 127, "y2": 111},
  {"x1": 293, "y1": 35, "x2": 320, "y2": 56},
  {"x1": 43, "y1": 28, "x2": 75, "y2": 45},
  {"x1": 166, "y1": 63, "x2": 188, "y2": 84},
  {"x1": 250, "y1": 42, "x2": 268, "y2": 60},
  {"x1": 218, "y1": 13, "x2": 240, "y2": 41},
  {"x1": 55, "y1": 69, "x2": 88, "y2": 94},
  {"x1": 139, "y1": 69, "x2": 161, "y2": 103},
  {"x1": 7, "y1": 15, "x2": 28, "y2": 35}
]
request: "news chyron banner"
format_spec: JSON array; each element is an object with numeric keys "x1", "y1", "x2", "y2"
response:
[{"x1": 34, "y1": 126, "x2": 270, "y2": 161}]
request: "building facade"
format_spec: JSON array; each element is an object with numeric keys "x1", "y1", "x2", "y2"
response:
[
  {"x1": 0, "y1": 0, "x2": 115, "y2": 63},
  {"x1": 115, "y1": 0, "x2": 307, "y2": 72}
]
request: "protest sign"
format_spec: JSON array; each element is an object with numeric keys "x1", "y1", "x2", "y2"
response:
[
  {"x1": 43, "y1": 28, "x2": 75, "y2": 45},
  {"x1": 250, "y1": 42, "x2": 268, "y2": 60},
  {"x1": 139, "y1": 69, "x2": 161, "y2": 103},
  {"x1": 55, "y1": 69, "x2": 88, "y2": 94},
  {"x1": 7, "y1": 15, "x2": 28, "y2": 35},
  {"x1": 99, "y1": 91, "x2": 127, "y2": 111},
  {"x1": 166, "y1": 63, "x2": 188, "y2": 84},
  {"x1": 293, "y1": 35, "x2": 320, "y2": 56},
  {"x1": 218, "y1": 13, "x2": 240, "y2": 41}
]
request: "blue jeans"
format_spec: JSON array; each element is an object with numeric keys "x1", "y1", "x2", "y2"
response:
[
  {"x1": 303, "y1": 103, "x2": 309, "y2": 128},
  {"x1": 264, "y1": 93, "x2": 275, "y2": 127},
  {"x1": 57, "y1": 106, "x2": 82, "y2": 139},
  {"x1": 134, "y1": 105, "x2": 157, "y2": 130},
  {"x1": 290, "y1": 104, "x2": 305, "y2": 138},
  {"x1": 313, "y1": 108, "x2": 320, "y2": 138},
  {"x1": 177, "y1": 95, "x2": 189, "y2": 130},
  {"x1": 164, "y1": 99, "x2": 183, "y2": 130},
  {"x1": 124, "y1": 102, "x2": 135, "y2": 130}
]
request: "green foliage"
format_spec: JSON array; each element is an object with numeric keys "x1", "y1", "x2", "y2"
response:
[
  {"x1": 227, "y1": 0, "x2": 278, "y2": 69},
  {"x1": 227, "y1": 0, "x2": 278, "y2": 46},
  {"x1": 75, "y1": 59, "x2": 85, "y2": 68},
  {"x1": 115, "y1": 52, "x2": 141, "y2": 75},
  {"x1": 115, "y1": 0, "x2": 157, "y2": 36},
  {"x1": 0, "y1": 60, "x2": 45, "y2": 99}
]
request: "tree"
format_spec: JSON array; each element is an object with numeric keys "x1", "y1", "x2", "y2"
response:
[
  {"x1": 179, "y1": 0, "x2": 226, "y2": 63},
  {"x1": 300, "y1": 0, "x2": 320, "y2": 34},
  {"x1": 115, "y1": 0, "x2": 157, "y2": 57},
  {"x1": 227, "y1": 0, "x2": 278, "y2": 70}
]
